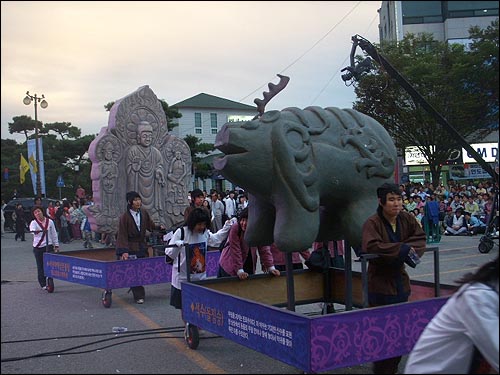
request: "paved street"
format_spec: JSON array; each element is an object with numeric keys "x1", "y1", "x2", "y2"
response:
[{"x1": 1, "y1": 230, "x2": 497, "y2": 374}]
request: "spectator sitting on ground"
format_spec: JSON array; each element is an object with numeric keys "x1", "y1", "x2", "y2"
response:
[
  {"x1": 464, "y1": 196, "x2": 480, "y2": 217},
  {"x1": 464, "y1": 211, "x2": 487, "y2": 236},
  {"x1": 445, "y1": 207, "x2": 468, "y2": 236}
]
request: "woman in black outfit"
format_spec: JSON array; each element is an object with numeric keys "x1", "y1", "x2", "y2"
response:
[{"x1": 14, "y1": 203, "x2": 26, "y2": 241}]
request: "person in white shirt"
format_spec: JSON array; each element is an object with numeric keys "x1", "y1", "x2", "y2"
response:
[
  {"x1": 223, "y1": 190, "x2": 237, "y2": 219},
  {"x1": 30, "y1": 206, "x2": 60, "y2": 290},
  {"x1": 404, "y1": 255, "x2": 499, "y2": 374},
  {"x1": 166, "y1": 207, "x2": 234, "y2": 312},
  {"x1": 210, "y1": 192, "x2": 225, "y2": 232}
]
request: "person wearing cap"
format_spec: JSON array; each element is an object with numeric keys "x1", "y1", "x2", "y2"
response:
[{"x1": 115, "y1": 191, "x2": 165, "y2": 304}]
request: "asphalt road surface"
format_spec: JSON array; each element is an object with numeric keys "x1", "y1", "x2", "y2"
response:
[{"x1": 1, "y1": 230, "x2": 497, "y2": 374}]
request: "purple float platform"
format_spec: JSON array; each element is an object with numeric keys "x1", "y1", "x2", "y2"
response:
[
  {"x1": 182, "y1": 270, "x2": 455, "y2": 373},
  {"x1": 44, "y1": 248, "x2": 220, "y2": 289}
]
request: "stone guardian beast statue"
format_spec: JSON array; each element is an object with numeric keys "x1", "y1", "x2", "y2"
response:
[{"x1": 214, "y1": 105, "x2": 397, "y2": 252}]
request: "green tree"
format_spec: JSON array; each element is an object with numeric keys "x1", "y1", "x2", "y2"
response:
[
  {"x1": 183, "y1": 134, "x2": 215, "y2": 179},
  {"x1": 0, "y1": 139, "x2": 31, "y2": 200},
  {"x1": 2, "y1": 121, "x2": 95, "y2": 200},
  {"x1": 352, "y1": 24, "x2": 498, "y2": 186},
  {"x1": 104, "y1": 99, "x2": 181, "y2": 132},
  {"x1": 43, "y1": 122, "x2": 82, "y2": 140},
  {"x1": 7, "y1": 115, "x2": 41, "y2": 142},
  {"x1": 467, "y1": 19, "x2": 499, "y2": 126}
]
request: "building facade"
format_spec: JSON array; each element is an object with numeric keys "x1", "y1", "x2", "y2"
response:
[
  {"x1": 378, "y1": 1, "x2": 498, "y2": 184},
  {"x1": 379, "y1": 1, "x2": 498, "y2": 45},
  {"x1": 171, "y1": 93, "x2": 257, "y2": 192}
]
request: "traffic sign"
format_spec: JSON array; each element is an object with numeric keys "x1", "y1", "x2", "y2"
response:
[{"x1": 56, "y1": 175, "x2": 65, "y2": 188}]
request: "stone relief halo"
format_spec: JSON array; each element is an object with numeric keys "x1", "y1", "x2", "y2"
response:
[
  {"x1": 95, "y1": 135, "x2": 121, "y2": 162},
  {"x1": 165, "y1": 137, "x2": 191, "y2": 159},
  {"x1": 127, "y1": 108, "x2": 161, "y2": 146}
]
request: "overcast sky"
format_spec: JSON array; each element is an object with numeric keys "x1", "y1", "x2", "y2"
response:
[{"x1": 1, "y1": 1, "x2": 381, "y2": 142}]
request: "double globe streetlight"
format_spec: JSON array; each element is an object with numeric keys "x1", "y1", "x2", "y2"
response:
[{"x1": 23, "y1": 91, "x2": 48, "y2": 198}]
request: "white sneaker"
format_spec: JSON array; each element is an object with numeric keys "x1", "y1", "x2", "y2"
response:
[
  {"x1": 41, "y1": 286, "x2": 48, "y2": 290},
  {"x1": 136, "y1": 299, "x2": 144, "y2": 304}
]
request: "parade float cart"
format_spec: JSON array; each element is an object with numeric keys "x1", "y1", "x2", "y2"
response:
[
  {"x1": 44, "y1": 247, "x2": 221, "y2": 308},
  {"x1": 181, "y1": 246, "x2": 456, "y2": 373}
]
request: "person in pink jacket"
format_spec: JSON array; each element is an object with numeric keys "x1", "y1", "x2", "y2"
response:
[{"x1": 217, "y1": 207, "x2": 280, "y2": 280}]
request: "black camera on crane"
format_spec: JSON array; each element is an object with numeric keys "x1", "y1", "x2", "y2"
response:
[{"x1": 341, "y1": 57, "x2": 373, "y2": 82}]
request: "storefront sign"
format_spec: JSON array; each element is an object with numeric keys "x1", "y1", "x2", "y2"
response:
[
  {"x1": 462, "y1": 143, "x2": 498, "y2": 163},
  {"x1": 450, "y1": 164, "x2": 492, "y2": 179},
  {"x1": 405, "y1": 143, "x2": 497, "y2": 166},
  {"x1": 404, "y1": 146, "x2": 427, "y2": 165},
  {"x1": 465, "y1": 164, "x2": 492, "y2": 179}
]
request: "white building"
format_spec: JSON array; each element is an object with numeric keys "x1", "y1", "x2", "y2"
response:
[{"x1": 171, "y1": 93, "x2": 257, "y2": 192}]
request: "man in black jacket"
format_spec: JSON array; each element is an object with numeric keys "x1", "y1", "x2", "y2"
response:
[{"x1": 115, "y1": 191, "x2": 164, "y2": 304}]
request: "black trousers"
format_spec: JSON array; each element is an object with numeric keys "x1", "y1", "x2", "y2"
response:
[
  {"x1": 373, "y1": 356, "x2": 401, "y2": 374},
  {"x1": 130, "y1": 286, "x2": 145, "y2": 300},
  {"x1": 16, "y1": 223, "x2": 25, "y2": 241},
  {"x1": 117, "y1": 249, "x2": 147, "y2": 301},
  {"x1": 33, "y1": 245, "x2": 54, "y2": 287}
]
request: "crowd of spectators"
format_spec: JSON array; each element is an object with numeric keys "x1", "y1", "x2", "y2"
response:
[{"x1": 399, "y1": 179, "x2": 498, "y2": 237}]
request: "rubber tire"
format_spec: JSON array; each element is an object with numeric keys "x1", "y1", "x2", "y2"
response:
[
  {"x1": 185, "y1": 324, "x2": 199, "y2": 350},
  {"x1": 478, "y1": 236, "x2": 494, "y2": 254},
  {"x1": 102, "y1": 290, "x2": 112, "y2": 308},
  {"x1": 46, "y1": 277, "x2": 55, "y2": 293}
]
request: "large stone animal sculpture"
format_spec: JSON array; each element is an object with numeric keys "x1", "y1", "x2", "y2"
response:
[{"x1": 214, "y1": 106, "x2": 397, "y2": 252}]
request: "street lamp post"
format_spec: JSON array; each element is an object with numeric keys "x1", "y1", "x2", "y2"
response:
[{"x1": 23, "y1": 91, "x2": 48, "y2": 198}]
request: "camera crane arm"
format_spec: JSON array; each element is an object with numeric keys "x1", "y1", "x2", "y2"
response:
[{"x1": 342, "y1": 34, "x2": 498, "y2": 182}]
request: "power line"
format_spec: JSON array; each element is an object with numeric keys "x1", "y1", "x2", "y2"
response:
[
  {"x1": 309, "y1": 11, "x2": 379, "y2": 105},
  {"x1": 178, "y1": 2, "x2": 366, "y2": 143},
  {"x1": 239, "y1": 1, "x2": 363, "y2": 103}
]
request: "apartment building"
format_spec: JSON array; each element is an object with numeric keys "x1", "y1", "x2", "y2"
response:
[{"x1": 379, "y1": 1, "x2": 498, "y2": 46}]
